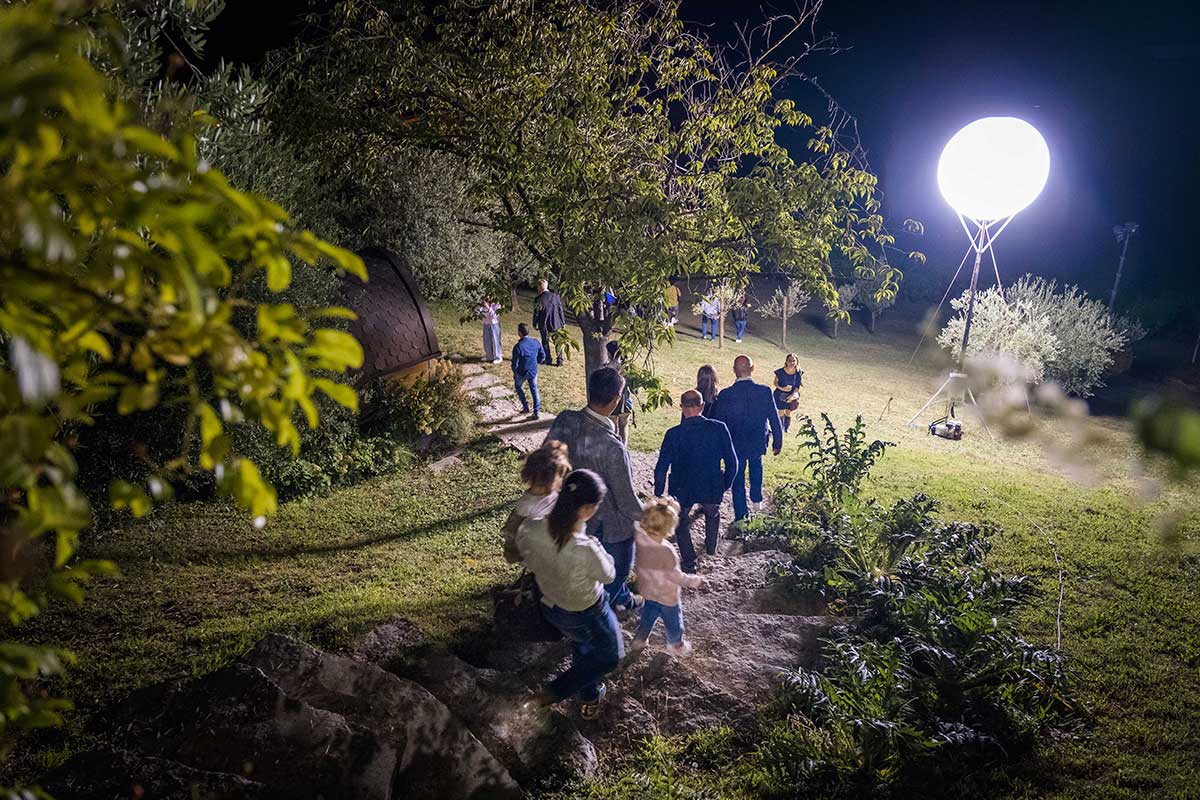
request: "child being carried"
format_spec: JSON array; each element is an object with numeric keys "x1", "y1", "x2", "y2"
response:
[
  {"x1": 631, "y1": 498, "x2": 704, "y2": 656},
  {"x1": 501, "y1": 440, "x2": 571, "y2": 563}
]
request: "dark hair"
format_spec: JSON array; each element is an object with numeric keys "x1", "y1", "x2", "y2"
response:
[
  {"x1": 605, "y1": 340, "x2": 620, "y2": 360},
  {"x1": 696, "y1": 365, "x2": 718, "y2": 406},
  {"x1": 587, "y1": 367, "x2": 625, "y2": 408},
  {"x1": 548, "y1": 470, "x2": 606, "y2": 549},
  {"x1": 522, "y1": 440, "x2": 571, "y2": 486},
  {"x1": 518, "y1": 322, "x2": 529, "y2": 337}
]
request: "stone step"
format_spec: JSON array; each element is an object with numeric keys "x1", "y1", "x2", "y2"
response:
[{"x1": 463, "y1": 372, "x2": 501, "y2": 391}]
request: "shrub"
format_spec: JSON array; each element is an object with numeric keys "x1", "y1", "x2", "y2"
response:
[
  {"x1": 761, "y1": 416, "x2": 1079, "y2": 793},
  {"x1": 360, "y1": 360, "x2": 474, "y2": 446},
  {"x1": 938, "y1": 275, "x2": 1127, "y2": 397},
  {"x1": 1005, "y1": 276, "x2": 1127, "y2": 397}
]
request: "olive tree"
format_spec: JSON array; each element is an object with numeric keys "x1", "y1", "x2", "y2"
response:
[
  {"x1": 276, "y1": 0, "x2": 908, "y2": 379},
  {"x1": 758, "y1": 280, "x2": 812, "y2": 348},
  {"x1": 0, "y1": 2, "x2": 363, "y2": 765}
]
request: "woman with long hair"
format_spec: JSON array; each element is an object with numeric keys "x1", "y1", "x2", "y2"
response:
[
  {"x1": 773, "y1": 353, "x2": 803, "y2": 432},
  {"x1": 516, "y1": 469, "x2": 623, "y2": 719},
  {"x1": 696, "y1": 364, "x2": 718, "y2": 418}
]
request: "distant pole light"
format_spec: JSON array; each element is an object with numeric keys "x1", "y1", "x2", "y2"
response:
[
  {"x1": 910, "y1": 116, "x2": 1050, "y2": 438},
  {"x1": 1109, "y1": 221, "x2": 1139, "y2": 310}
]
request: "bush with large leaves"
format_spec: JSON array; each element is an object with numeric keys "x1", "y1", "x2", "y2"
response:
[
  {"x1": 0, "y1": 1, "x2": 364, "y2": 769},
  {"x1": 763, "y1": 416, "x2": 1078, "y2": 794}
]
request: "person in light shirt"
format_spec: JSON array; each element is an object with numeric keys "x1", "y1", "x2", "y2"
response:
[{"x1": 518, "y1": 469, "x2": 622, "y2": 720}]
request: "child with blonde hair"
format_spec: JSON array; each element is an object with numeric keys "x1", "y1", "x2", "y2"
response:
[
  {"x1": 502, "y1": 440, "x2": 571, "y2": 563},
  {"x1": 631, "y1": 497, "x2": 704, "y2": 655}
]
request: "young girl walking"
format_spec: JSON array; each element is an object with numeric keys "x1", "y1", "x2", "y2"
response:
[
  {"x1": 518, "y1": 470, "x2": 623, "y2": 719},
  {"x1": 631, "y1": 498, "x2": 704, "y2": 656},
  {"x1": 501, "y1": 440, "x2": 571, "y2": 563}
]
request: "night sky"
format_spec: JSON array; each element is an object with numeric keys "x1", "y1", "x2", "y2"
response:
[{"x1": 207, "y1": 0, "x2": 1199, "y2": 309}]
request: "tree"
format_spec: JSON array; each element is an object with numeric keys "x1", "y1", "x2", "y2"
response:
[
  {"x1": 0, "y1": 2, "x2": 364, "y2": 768},
  {"x1": 831, "y1": 282, "x2": 860, "y2": 339},
  {"x1": 937, "y1": 285, "x2": 1058, "y2": 385},
  {"x1": 711, "y1": 280, "x2": 747, "y2": 349},
  {"x1": 276, "y1": 0, "x2": 908, "y2": 379},
  {"x1": 757, "y1": 280, "x2": 812, "y2": 348},
  {"x1": 855, "y1": 270, "x2": 897, "y2": 333}
]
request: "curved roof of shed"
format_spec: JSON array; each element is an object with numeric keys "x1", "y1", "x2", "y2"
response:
[{"x1": 343, "y1": 247, "x2": 441, "y2": 380}]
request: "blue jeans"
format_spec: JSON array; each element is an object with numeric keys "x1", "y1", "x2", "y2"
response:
[
  {"x1": 598, "y1": 532, "x2": 635, "y2": 609},
  {"x1": 731, "y1": 454, "x2": 763, "y2": 520},
  {"x1": 482, "y1": 323, "x2": 501, "y2": 361},
  {"x1": 735, "y1": 319, "x2": 747, "y2": 340},
  {"x1": 701, "y1": 316, "x2": 715, "y2": 338},
  {"x1": 635, "y1": 599, "x2": 684, "y2": 645},
  {"x1": 541, "y1": 597, "x2": 624, "y2": 702},
  {"x1": 514, "y1": 373, "x2": 540, "y2": 413}
]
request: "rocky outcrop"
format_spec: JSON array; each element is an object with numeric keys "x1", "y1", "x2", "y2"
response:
[{"x1": 43, "y1": 638, "x2": 520, "y2": 800}]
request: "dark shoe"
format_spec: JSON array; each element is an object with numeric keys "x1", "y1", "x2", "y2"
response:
[
  {"x1": 519, "y1": 407, "x2": 530, "y2": 415},
  {"x1": 580, "y1": 683, "x2": 607, "y2": 720},
  {"x1": 531, "y1": 412, "x2": 541, "y2": 421},
  {"x1": 681, "y1": 562, "x2": 697, "y2": 574}
]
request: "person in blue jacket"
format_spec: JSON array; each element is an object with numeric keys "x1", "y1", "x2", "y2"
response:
[
  {"x1": 653, "y1": 389, "x2": 738, "y2": 572},
  {"x1": 711, "y1": 355, "x2": 783, "y2": 521},
  {"x1": 512, "y1": 323, "x2": 546, "y2": 420}
]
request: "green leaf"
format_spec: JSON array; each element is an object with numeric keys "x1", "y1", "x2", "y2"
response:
[{"x1": 314, "y1": 378, "x2": 358, "y2": 411}]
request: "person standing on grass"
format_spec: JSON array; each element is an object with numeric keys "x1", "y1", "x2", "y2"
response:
[
  {"x1": 664, "y1": 281, "x2": 680, "y2": 327},
  {"x1": 518, "y1": 469, "x2": 622, "y2": 719},
  {"x1": 545, "y1": 367, "x2": 644, "y2": 617},
  {"x1": 532, "y1": 279, "x2": 566, "y2": 366},
  {"x1": 512, "y1": 323, "x2": 546, "y2": 420},
  {"x1": 773, "y1": 353, "x2": 803, "y2": 433},
  {"x1": 699, "y1": 292, "x2": 720, "y2": 340},
  {"x1": 479, "y1": 295, "x2": 503, "y2": 364},
  {"x1": 711, "y1": 355, "x2": 783, "y2": 521},
  {"x1": 732, "y1": 299, "x2": 749, "y2": 343},
  {"x1": 655, "y1": 389, "x2": 737, "y2": 573}
]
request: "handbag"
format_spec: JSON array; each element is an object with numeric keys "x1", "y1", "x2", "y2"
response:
[{"x1": 492, "y1": 571, "x2": 563, "y2": 642}]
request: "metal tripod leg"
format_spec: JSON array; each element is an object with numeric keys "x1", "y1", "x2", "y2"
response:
[
  {"x1": 907, "y1": 375, "x2": 955, "y2": 427},
  {"x1": 964, "y1": 386, "x2": 995, "y2": 440}
]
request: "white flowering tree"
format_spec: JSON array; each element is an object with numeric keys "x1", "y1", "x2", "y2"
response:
[{"x1": 757, "y1": 281, "x2": 812, "y2": 348}]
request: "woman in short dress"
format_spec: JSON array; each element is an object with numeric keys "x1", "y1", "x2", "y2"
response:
[{"x1": 772, "y1": 353, "x2": 803, "y2": 432}]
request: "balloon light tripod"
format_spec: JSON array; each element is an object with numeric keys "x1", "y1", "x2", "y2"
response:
[{"x1": 908, "y1": 117, "x2": 1050, "y2": 440}]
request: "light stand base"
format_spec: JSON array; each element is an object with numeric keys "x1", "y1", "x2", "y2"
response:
[{"x1": 907, "y1": 371, "x2": 994, "y2": 440}]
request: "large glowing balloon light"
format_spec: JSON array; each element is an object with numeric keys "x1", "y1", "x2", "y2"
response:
[{"x1": 937, "y1": 117, "x2": 1050, "y2": 222}]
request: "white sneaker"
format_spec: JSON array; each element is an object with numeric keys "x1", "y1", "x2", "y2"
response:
[
  {"x1": 491, "y1": 358, "x2": 502, "y2": 364},
  {"x1": 750, "y1": 501, "x2": 762, "y2": 516},
  {"x1": 668, "y1": 640, "x2": 693, "y2": 657}
]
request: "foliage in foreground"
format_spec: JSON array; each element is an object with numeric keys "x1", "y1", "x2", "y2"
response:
[
  {"x1": 0, "y1": 1, "x2": 363, "y2": 769},
  {"x1": 763, "y1": 416, "x2": 1079, "y2": 793}
]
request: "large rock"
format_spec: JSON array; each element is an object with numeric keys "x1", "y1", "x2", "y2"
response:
[
  {"x1": 39, "y1": 749, "x2": 279, "y2": 800},
  {"x1": 392, "y1": 648, "x2": 598, "y2": 784},
  {"x1": 117, "y1": 663, "x2": 395, "y2": 800},
  {"x1": 243, "y1": 634, "x2": 520, "y2": 800}
]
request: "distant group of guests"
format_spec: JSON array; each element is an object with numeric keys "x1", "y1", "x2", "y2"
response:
[
  {"x1": 500, "y1": 348, "x2": 804, "y2": 719},
  {"x1": 485, "y1": 280, "x2": 569, "y2": 421}
]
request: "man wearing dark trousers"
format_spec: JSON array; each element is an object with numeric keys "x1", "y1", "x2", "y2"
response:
[
  {"x1": 653, "y1": 389, "x2": 738, "y2": 572},
  {"x1": 711, "y1": 355, "x2": 783, "y2": 521},
  {"x1": 532, "y1": 279, "x2": 566, "y2": 366},
  {"x1": 545, "y1": 367, "x2": 645, "y2": 616},
  {"x1": 511, "y1": 323, "x2": 546, "y2": 420}
]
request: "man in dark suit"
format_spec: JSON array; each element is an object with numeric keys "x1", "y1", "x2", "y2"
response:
[
  {"x1": 653, "y1": 389, "x2": 738, "y2": 572},
  {"x1": 711, "y1": 355, "x2": 783, "y2": 521},
  {"x1": 511, "y1": 323, "x2": 546, "y2": 420},
  {"x1": 545, "y1": 367, "x2": 645, "y2": 616},
  {"x1": 532, "y1": 279, "x2": 566, "y2": 366}
]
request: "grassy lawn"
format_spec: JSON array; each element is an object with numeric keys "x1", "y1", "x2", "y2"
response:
[{"x1": 12, "y1": 296, "x2": 1200, "y2": 797}]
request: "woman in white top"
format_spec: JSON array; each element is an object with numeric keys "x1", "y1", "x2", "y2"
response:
[
  {"x1": 479, "y1": 295, "x2": 503, "y2": 363},
  {"x1": 517, "y1": 469, "x2": 623, "y2": 719}
]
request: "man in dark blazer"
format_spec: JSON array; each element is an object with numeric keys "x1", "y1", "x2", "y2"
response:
[
  {"x1": 545, "y1": 367, "x2": 645, "y2": 615},
  {"x1": 654, "y1": 389, "x2": 738, "y2": 572},
  {"x1": 532, "y1": 279, "x2": 566, "y2": 366},
  {"x1": 711, "y1": 355, "x2": 783, "y2": 521}
]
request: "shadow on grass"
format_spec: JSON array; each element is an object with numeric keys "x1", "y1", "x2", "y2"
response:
[{"x1": 129, "y1": 501, "x2": 512, "y2": 566}]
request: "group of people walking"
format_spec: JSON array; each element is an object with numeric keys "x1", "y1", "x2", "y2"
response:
[
  {"x1": 490, "y1": 280, "x2": 569, "y2": 421},
  {"x1": 500, "y1": 349, "x2": 802, "y2": 719}
]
